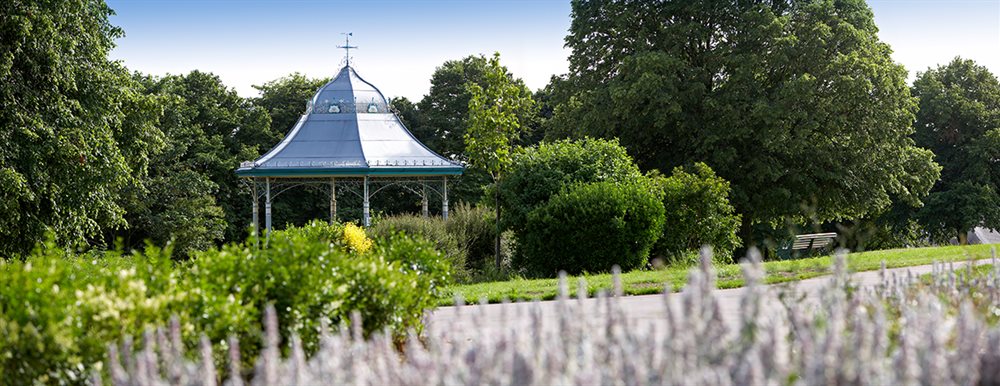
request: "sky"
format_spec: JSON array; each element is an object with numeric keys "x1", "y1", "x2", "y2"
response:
[{"x1": 106, "y1": 0, "x2": 1000, "y2": 101}]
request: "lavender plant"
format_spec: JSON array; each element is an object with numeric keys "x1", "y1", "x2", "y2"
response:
[{"x1": 104, "y1": 248, "x2": 1000, "y2": 386}]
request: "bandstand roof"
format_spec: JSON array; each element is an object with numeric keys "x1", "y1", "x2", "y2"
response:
[{"x1": 236, "y1": 66, "x2": 463, "y2": 178}]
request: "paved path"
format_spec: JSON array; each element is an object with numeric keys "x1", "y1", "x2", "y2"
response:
[{"x1": 427, "y1": 259, "x2": 996, "y2": 338}]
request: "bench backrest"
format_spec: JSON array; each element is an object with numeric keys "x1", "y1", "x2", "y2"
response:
[{"x1": 790, "y1": 232, "x2": 838, "y2": 250}]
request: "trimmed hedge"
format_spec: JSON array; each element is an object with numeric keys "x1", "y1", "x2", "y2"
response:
[{"x1": 516, "y1": 180, "x2": 665, "y2": 276}]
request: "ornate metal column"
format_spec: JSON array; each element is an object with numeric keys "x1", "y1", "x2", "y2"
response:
[
  {"x1": 421, "y1": 179, "x2": 429, "y2": 218},
  {"x1": 329, "y1": 177, "x2": 337, "y2": 223},
  {"x1": 363, "y1": 176, "x2": 371, "y2": 226},
  {"x1": 442, "y1": 176, "x2": 449, "y2": 220},
  {"x1": 265, "y1": 177, "x2": 272, "y2": 239},
  {"x1": 251, "y1": 178, "x2": 259, "y2": 246}
]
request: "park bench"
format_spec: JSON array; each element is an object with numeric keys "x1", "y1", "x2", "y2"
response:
[{"x1": 777, "y1": 232, "x2": 838, "y2": 260}]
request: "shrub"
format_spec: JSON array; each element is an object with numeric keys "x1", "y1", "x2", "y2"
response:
[
  {"x1": 369, "y1": 214, "x2": 468, "y2": 281},
  {"x1": 186, "y1": 221, "x2": 450, "y2": 357},
  {"x1": 0, "y1": 222, "x2": 451, "y2": 384},
  {"x1": 652, "y1": 163, "x2": 741, "y2": 264},
  {"x1": 341, "y1": 223, "x2": 373, "y2": 253},
  {"x1": 497, "y1": 138, "x2": 643, "y2": 234},
  {"x1": 0, "y1": 240, "x2": 186, "y2": 384},
  {"x1": 370, "y1": 203, "x2": 499, "y2": 279},
  {"x1": 270, "y1": 219, "x2": 345, "y2": 246},
  {"x1": 113, "y1": 253, "x2": 1000, "y2": 386},
  {"x1": 516, "y1": 180, "x2": 665, "y2": 276},
  {"x1": 445, "y1": 202, "x2": 498, "y2": 269}
]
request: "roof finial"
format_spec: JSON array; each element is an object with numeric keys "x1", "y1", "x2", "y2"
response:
[{"x1": 337, "y1": 32, "x2": 357, "y2": 68}]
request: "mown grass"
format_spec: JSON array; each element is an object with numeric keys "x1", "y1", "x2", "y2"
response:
[{"x1": 441, "y1": 244, "x2": 999, "y2": 306}]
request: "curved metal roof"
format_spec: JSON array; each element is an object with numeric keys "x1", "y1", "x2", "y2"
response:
[{"x1": 237, "y1": 66, "x2": 463, "y2": 177}]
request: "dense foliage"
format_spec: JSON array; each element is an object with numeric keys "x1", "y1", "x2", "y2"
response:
[
  {"x1": 403, "y1": 55, "x2": 540, "y2": 205},
  {"x1": 653, "y1": 163, "x2": 742, "y2": 264},
  {"x1": 414, "y1": 55, "x2": 537, "y2": 160},
  {"x1": 253, "y1": 73, "x2": 330, "y2": 136},
  {"x1": 0, "y1": 0, "x2": 162, "y2": 256},
  {"x1": 108, "y1": 251, "x2": 1000, "y2": 386},
  {"x1": 547, "y1": 0, "x2": 941, "y2": 246},
  {"x1": 0, "y1": 242, "x2": 181, "y2": 384},
  {"x1": 0, "y1": 223, "x2": 450, "y2": 384},
  {"x1": 518, "y1": 180, "x2": 665, "y2": 276},
  {"x1": 912, "y1": 58, "x2": 1000, "y2": 243},
  {"x1": 369, "y1": 215, "x2": 469, "y2": 282},
  {"x1": 465, "y1": 52, "x2": 538, "y2": 267},
  {"x1": 369, "y1": 203, "x2": 499, "y2": 279},
  {"x1": 114, "y1": 72, "x2": 274, "y2": 256},
  {"x1": 497, "y1": 138, "x2": 643, "y2": 235}
]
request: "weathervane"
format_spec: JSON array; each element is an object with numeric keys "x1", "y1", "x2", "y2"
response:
[{"x1": 338, "y1": 32, "x2": 358, "y2": 67}]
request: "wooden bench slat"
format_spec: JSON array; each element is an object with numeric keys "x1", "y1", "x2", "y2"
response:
[
  {"x1": 794, "y1": 233, "x2": 838, "y2": 240},
  {"x1": 788, "y1": 232, "x2": 837, "y2": 251}
]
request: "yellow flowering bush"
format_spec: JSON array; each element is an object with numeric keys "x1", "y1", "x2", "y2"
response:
[{"x1": 341, "y1": 223, "x2": 373, "y2": 254}]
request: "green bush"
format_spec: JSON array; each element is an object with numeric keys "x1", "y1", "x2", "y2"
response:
[
  {"x1": 369, "y1": 214, "x2": 468, "y2": 282},
  {"x1": 497, "y1": 138, "x2": 643, "y2": 234},
  {"x1": 370, "y1": 203, "x2": 500, "y2": 279},
  {"x1": 186, "y1": 221, "x2": 450, "y2": 356},
  {"x1": 652, "y1": 163, "x2": 742, "y2": 264},
  {"x1": 0, "y1": 241, "x2": 185, "y2": 384},
  {"x1": 0, "y1": 222, "x2": 451, "y2": 384},
  {"x1": 445, "y1": 203, "x2": 498, "y2": 269},
  {"x1": 516, "y1": 180, "x2": 665, "y2": 276}
]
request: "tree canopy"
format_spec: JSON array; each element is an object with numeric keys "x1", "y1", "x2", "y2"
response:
[
  {"x1": 417, "y1": 55, "x2": 537, "y2": 160},
  {"x1": 465, "y1": 53, "x2": 536, "y2": 183},
  {"x1": 547, "y1": 0, "x2": 940, "y2": 245},
  {"x1": 253, "y1": 73, "x2": 330, "y2": 136},
  {"x1": 912, "y1": 58, "x2": 1000, "y2": 242},
  {"x1": 113, "y1": 71, "x2": 275, "y2": 255},
  {"x1": 0, "y1": 0, "x2": 162, "y2": 256}
]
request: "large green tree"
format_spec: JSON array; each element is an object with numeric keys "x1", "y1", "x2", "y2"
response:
[
  {"x1": 548, "y1": 0, "x2": 940, "y2": 246},
  {"x1": 912, "y1": 58, "x2": 1000, "y2": 243},
  {"x1": 411, "y1": 55, "x2": 538, "y2": 205},
  {"x1": 119, "y1": 71, "x2": 273, "y2": 248},
  {"x1": 418, "y1": 55, "x2": 538, "y2": 159},
  {"x1": 465, "y1": 53, "x2": 536, "y2": 267},
  {"x1": 0, "y1": 0, "x2": 162, "y2": 256},
  {"x1": 253, "y1": 73, "x2": 330, "y2": 136}
]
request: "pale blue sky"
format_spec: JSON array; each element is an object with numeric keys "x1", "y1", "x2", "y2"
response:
[{"x1": 107, "y1": 0, "x2": 1000, "y2": 101}]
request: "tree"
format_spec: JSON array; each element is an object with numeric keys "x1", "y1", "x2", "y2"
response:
[
  {"x1": 113, "y1": 74, "x2": 230, "y2": 256},
  {"x1": 418, "y1": 55, "x2": 490, "y2": 158},
  {"x1": 0, "y1": 0, "x2": 162, "y2": 256},
  {"x1": 117, "y1": 71, "x2": 273, "y2": 250},
  {"x1": 912, "y1": 58, "x2": 1000, "y2": 243},
  {"x1": 412, "y1": 55, "x2": 538, "y2": 205},
  {"x1": 465, "y1": 52, "x2": 536, "y2": 267},
  {"x1": 548, "y1": 0, "x2": 940, "y2": 249},
  {"x1": 390, "y1": 97, "x2": 421, "y2": 130},
  {"x1": 253, "y1": 73, "x2": 329, "y2": 136}
]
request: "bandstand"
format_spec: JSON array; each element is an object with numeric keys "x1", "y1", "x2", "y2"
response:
[{"x1": 236, "y1": 52, "x2": 463, "y2": 236}]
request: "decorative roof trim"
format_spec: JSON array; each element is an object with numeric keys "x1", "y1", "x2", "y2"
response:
[{"x1": 236, "y1": 166, "x2": 464, "y2": 177}]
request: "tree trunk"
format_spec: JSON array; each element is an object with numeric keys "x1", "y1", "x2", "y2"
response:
[
  {"x1": 495, "y1": 187, "x2": 502, "y2": 269},
  {"x1": 736, "y1": 215, "x2": 756, "y2": 259}
]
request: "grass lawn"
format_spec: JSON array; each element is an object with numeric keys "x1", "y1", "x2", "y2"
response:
[{"x1": 442, "y1": 244, "x2": 998, "y2": 306}]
